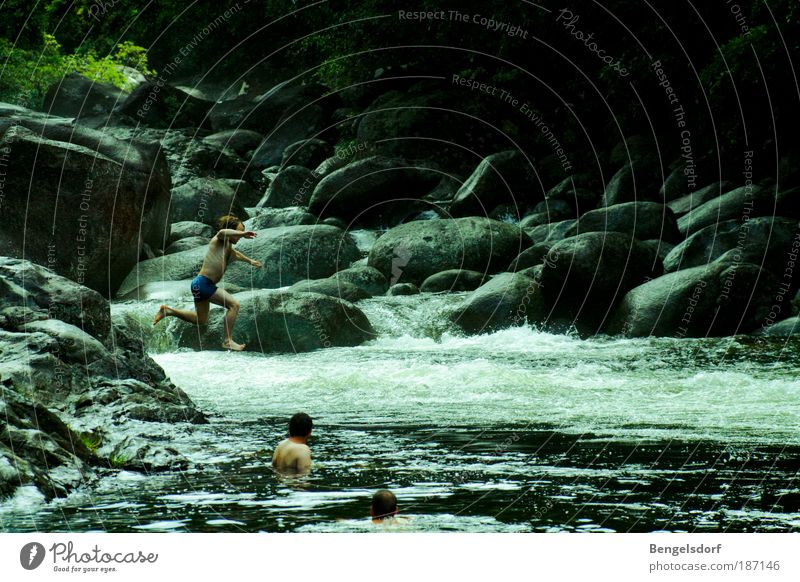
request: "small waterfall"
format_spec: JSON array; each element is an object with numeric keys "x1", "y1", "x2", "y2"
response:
[{"x1": 357, "y1": 293, "x2": 465, "y2": 340}]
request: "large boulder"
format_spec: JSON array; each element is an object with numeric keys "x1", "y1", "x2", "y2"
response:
[
  {"x1": 0, "y1": 115, "x2": 171, "y2": 296},
  {"x1": 538, "y1": 232, "x2": 661, "y2": 329},
  {"x1": 601, "y1": 164, "x2": 661, "y2": 207},
  {"x1": 450, "y1": 150, "x2": 543, "y2": 217},
  {"x1": 566, "y1": 202, "x2": 681, "y2": 243},
  {"x1": 449, "y1": 272, "x2": 547, "y2": 333},
  {"x1": 0, "y1": 258, "x2": 205, "y2": 500},
  {"x1": 259, "y1": 165, "x2": 319, "y2": 208},
  {"x1": 368, "y1": 218, "x2": 531, "y2": 286},
  {"x1": 118, "y1": 225, "x2": 359, "y2": 295},
  {"x1": 420, "y1": 269, "x2": 486, "y2": 293},
  {"x1": 43, "y1": 72, "x2": 127, "y2": 118},
  {"x1": 308, "y1": 156, "x2": 440, "y2": 224},
  {"x1": 758, "y1": 316, "x2": 799, "y2": 337},
  {"x1": 169, "y1": 221, "x2": 215, "y2": 244},
  {"x1": 607, "y1": 260, "x2": 781, "y2": 337},
  {"x1": 245, "y1": 207, "x2": 317, "y2": 229},
  {"x1": 526, "y1": 219, "x2": 577, "y2": 244},
  {"x1": 281, "y1": 138, "x2": 333, "y2": 169},
  {"x1": 545, "y1": 173, "x2": 601, "y2": 213},
  {"x1": 164, "y1": 236, "x2": 208, "y2": 255},
  {"x1": 203, "y1": 129, "x2": 264, "y2": 158},
  {"x1": 116, "y1": 81, "x2": 213, "y2": 129},
  {"x1": 677, "y1": 185, "x2": 800, "y2": 237},
  {"x1": 289, "y1": 278, "x2": 370, "y2": 302},
  {"x1": 175, "y1": 289, "x2": 374, "y2": 352},
  {"x1": 329, "y1": 265, "x2": 388, "y2": 296},
  {"x1": 667, "y1": 180, "x2": 735, "y2": 217},
  {"x1": 663, "y1": 216, "x2": 800, "y2": 274},
  {"x1": 168, "y1": 177, "x2": 250, "y2": 226}
]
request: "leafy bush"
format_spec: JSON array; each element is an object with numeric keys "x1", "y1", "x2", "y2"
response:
[{"x1": 0, "y1": 34, "x2": 154, "y2": 108}]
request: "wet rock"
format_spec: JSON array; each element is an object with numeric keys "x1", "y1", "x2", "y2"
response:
[
  {"x1": 169, "y1": 221, "x2": 215, "y2": 244},
  {"x1": 566, "y1": 202, "x2": 681, "y2": 243},
  {"x1": 169, "y1": 177, "x2": 251, "y2": 226},
  {"x1": 330, "y1": 265, "x2": 388, "y2": 296},
  {"x1": 245, "y1": 207, "x2": 317, "y2": 229},
  {"x1": 259, "y1": 165, "x2": 319, "y2": 208},
  {"x1": 289, "y1": 279, "x2": 370, "y2": 302},
  {"x1": 164, "y1": 236, "x2": 209, "y2": 255},
  {"x1": 175, "y1": 289, "x2": 374, "y2": 351},
  {"x1": 526, "y1": 219, "x2": 577, "y2": 244},
  {"x1": 664, "y1": 216, "x2": 800, "y2": 274},
  {"x1": 368, "y1": 217, "x2": 531, "y2": 286},
  {"x1": 545, "y1": 174, "x2": 601, "y2": 213},
  {"x1": 607, "y1": 260, "x2": 781, "y2": 337},
  {"x1": 43, "y1": 72, "x2": 127, "y2": 118},
  {"x1": 449, "y1": 272, "x2": 546, "y2": 334},
  {"x1": 117, "y1": 81, "x2": 214, "y2": 129},
  {"x1": 508, "y1": 243, "x2": 554, "y2": 272},
  {"x1": 677, "y1": 185, "x2": 800, "y2": 238},
  {"x1": 757, "y1": 317, "x2": 800, "y2": 337},
  {"x1": 309, "y1": 156, "x2": 439, "y2": 224},
  {"x1": 450, "y1": 150, "x2": 542, "y2": 217},
  {"x1": 116, "y1": 246, "x2": 206, "y2": 298},
  {"x1": 538, "y1": 232, "x2": 661, "y2": 329},
  {"x1": 0, "y1": 114, "x2": 171, "y2": 296},
  {"x1": 203, "y1": 129, "x2": 264, "y2": 158},
  {"x1": 281, "y1": 138, "x2": 333, "y2": 169},
  {"x1": 387, "y1": 283, "x2": 419, "y2": 296},
  {"x1": 420, "y1": 269, "x2": 487, "y2": 293},
  {"x1": 666, "y1": 181, "x2": 735, "y2": 217}
]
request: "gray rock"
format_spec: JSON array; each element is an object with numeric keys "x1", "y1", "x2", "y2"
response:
[
  {"x1": 0, "y1": 115, "x2": 170, "y2": 296},
  {"x1": 368, "y1": 217, "x2": 531, "y2": 286},
  {"x1": 601, "y1": 164, "x2": 661, "y2": 207},
  {"x1": 309, "y1": 156, "x2": 440, "y2": 224},
  {"x1": 607, "y1": 260, "x2": 781, "y2": 337},
  {"x1": 508, "y1": 243, "x2": 554, "y2": 271},
  {"x1": 175, "y1": 289, "x2": 374, "y2": 351},
  {"x1": 420, "y1": 269, "x2": 487, "y2": 293},
  {"x1": 259, "y1": 165, "x2": 319, "y2": 208},
  {"x1": 526, "y1": 219, "x2": 577, "y2": 244},
  {"x1": 117, "y1": 81, "x2": 214, "y2": 129},
  {"x1": 289, "y1": 278, "x2": 370, "y2": 302},
  {"x1": 666, "y1": 181, "x2": 735, "y2": 217},
  {"x1": 538, "y1": 232, "x2": 662, "y2": 329},
  {"x1": 281, "y1": 138, "x2": 333, "y2": 169},
  {"x1": 43, "y1": 72, "x2": 127, "y2": 118},
  {"x1": 203, "y1": 129, "x2": 264, "y2": 158},
  {"x1": 245, "y1": 207, "x2": 317, "y2": 229},
  {"x1": 758, "y1": 316, "x2": 800, "y2": 337},
  {"x1": 387, "y1": 283, "x2": 419, "y2": 296},
  {"x1": 169, "y1": 177, "x2": 251, "y2": 226},
  {"x1": 449, "y1": 272, "x2": 546, "y2": 333},
  {"x1": 567, "y1": 202, "x2": 681, "y2": 243},
  {"x1": 450, "y1": 150, "x2": 542, "y2": 217},
  {"x1": 664, "y1": 216, "x2": 800, "y2": 274},
  {"x1": 330, "y1": 265, "x2": 388, "y2": 296},
  {"x1": 169, "y1": 221, "x2": 215, "y2": 245},
  {"x1": 164, "y1": 236, "x2": 208, "y2": 255}
]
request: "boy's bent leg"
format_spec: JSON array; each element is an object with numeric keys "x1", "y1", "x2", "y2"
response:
[
  {"x1": 153, "y1": 304, "x2": 201, "y2": 325},
  {"x1": 209, "y1": 288, "x2": 244, "y2": 350}
]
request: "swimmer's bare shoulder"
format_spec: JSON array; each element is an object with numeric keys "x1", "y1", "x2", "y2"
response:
[{"x1": 272, "y1": 439, "x2": 311, "y2": 472}]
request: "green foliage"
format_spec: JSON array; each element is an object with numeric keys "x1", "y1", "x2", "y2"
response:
[
  {"x1": 79, "y1": 432, "x2": 103, "y2": 454},
  {"x1": 0, "y1": 34, "x2": 154, "y2": 108}
]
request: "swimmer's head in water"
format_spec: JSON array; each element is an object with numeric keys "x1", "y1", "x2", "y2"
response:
[
  {"x1": 289, "y1": 412, "x2": 313, "y2": 437},
  {"x1": 371, "y1": 489, "x2": 398, "y2": 519},
  {"x1": 217, "y1": 214, "x2": 244, "y2": 231}
]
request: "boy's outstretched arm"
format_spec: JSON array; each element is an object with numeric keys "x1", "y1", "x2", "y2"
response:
[
  {"x1": 234, "y1": 249, "x2": 263, "y2": 268},
  {"x1": 217, "y1": 228, "x2": 257, "y2": 242}
]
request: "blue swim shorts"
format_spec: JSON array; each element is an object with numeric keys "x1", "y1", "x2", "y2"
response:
[{"x1": 191, "y1": 274, "x2": 217, "y2": 302}]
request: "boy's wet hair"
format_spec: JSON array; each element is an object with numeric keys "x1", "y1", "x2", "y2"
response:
[
  {"x1": 289, "y1": 412, "x2": 313, "y2": 437},
  {"x1": 371, "y1": 490, "x2": 398, "y2": 519},
  {"x1": 217, "y1": 214, "x2": 243, "y2": 230}
]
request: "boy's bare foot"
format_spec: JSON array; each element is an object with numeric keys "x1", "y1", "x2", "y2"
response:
[
  {"x1": 153, "y1": 305, "x2": 169, "y2": 326},
  {"x1": 222, "y1": 339, "x2": 246, "y2": 351}
]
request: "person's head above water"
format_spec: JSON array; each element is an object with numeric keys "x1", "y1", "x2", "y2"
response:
[
  {"x1": 370, "y1": 489, "x2": 398, "y2": 521},
  {"x1": 288, "y1": 412, "x2": 313, "y2": 440},
  {"x1": 217, "y1": 214, "x2": 244, "y2": 232}
]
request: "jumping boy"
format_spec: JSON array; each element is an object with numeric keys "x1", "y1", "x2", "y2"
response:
[{"x1": 152, "y1": 214, "x2": 262, "y2": 351}]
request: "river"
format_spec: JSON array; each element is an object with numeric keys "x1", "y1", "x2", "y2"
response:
[{"x1": 2, "y1": 293, "x2": 799, "y2": 532}]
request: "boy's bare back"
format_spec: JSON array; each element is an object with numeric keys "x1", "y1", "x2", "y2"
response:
[{"x1": 272, "y1": 438, "x2": 312, "y2": 473}]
